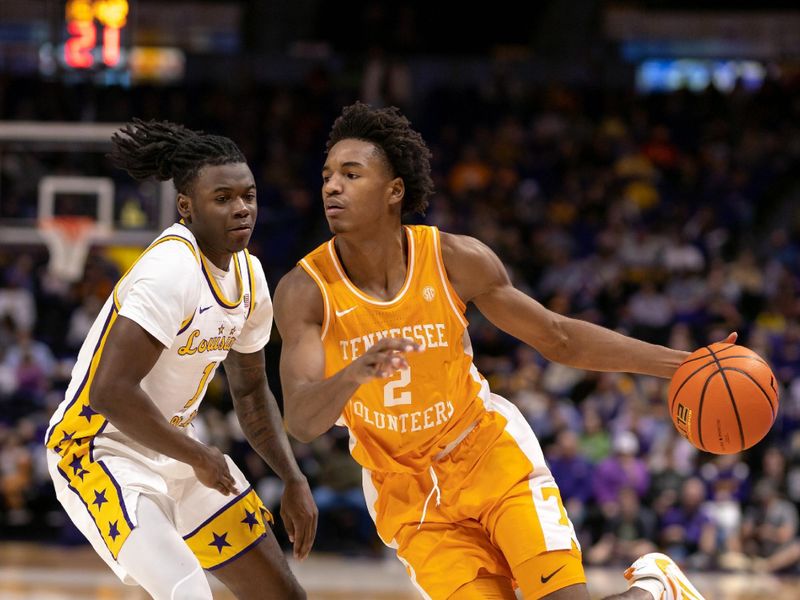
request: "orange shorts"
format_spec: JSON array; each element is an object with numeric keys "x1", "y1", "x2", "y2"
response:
[{"x1": 363, "y1": 395, "x2": 586, "y2": 599}]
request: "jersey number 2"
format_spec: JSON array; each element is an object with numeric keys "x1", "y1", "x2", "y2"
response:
[{"x1": 383, "y1": 367, "x2": 412, "y2": 406}]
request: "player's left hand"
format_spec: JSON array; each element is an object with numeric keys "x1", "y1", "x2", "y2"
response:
[{"x1": 280, "y1": 476, "x2": 318, "y2": 560}]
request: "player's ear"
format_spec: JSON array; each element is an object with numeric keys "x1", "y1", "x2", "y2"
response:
[
  {"x1": 177, "y1": 193, "x2": 192, "y2": 223},
  {"x1": 388, "y1": 177, "x2": 404, "y2": 207}
]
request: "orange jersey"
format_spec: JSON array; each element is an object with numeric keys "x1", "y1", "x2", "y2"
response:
[{"x1": 299, "y1": 225, "x2": 491, "y2": 473}]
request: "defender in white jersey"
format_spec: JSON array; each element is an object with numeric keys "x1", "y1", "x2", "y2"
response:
[{"x1": 44, "y1": 120, "x2": 316, "y2": 600}]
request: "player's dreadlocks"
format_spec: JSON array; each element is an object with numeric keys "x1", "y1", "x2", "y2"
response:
[
  {"x1": 327, "y1": 102, "x2": 434, "y2": 216},
  {"x1": 108, "y1": 119, "x2": 245, "y2": 195}
]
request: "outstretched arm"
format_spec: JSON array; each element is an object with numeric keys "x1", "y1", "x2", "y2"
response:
[
  {"x1": 223, "y1": 348, "x2": 317, "y2": 559},
  {"x1": 441, "y1": 233, "x2": 692, "y2": 378},
  {"x1": 273, "y1": 266, "x2": 417, "y2": 443}
]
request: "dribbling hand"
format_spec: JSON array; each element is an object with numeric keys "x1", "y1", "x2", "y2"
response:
[
  {"x1": 192, "y1": 444, "x2": 238, "y2": 496},
  {"x1": 346, "y1": 337, "x2": 420, "y2": 384}
]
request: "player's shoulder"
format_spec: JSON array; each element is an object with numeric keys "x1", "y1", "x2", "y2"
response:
[
  {"x1": 132, "y1": 245, "x2": 199, "y2": 292},
  {"x1": 126, "y1": 226, "x2": 201, "y2": 289},
  {"x1": 143, "y1": 225, "x2": 200, "y2": 268},
  {"x1": 273, "y1": 265, "x2": 323, "y2": 322},
  {"x1": 438, "y1": 230, "x2": 505, "y2": 302},
  {"x1": 142, "y1": 239, "x2": 198, "y2": 267},
  {"x1": 439, "y1": 230, "x2": 493, "y2": 263},
  {"x1": 275, "y1": 264, "x2": 318, "y2": 302}
]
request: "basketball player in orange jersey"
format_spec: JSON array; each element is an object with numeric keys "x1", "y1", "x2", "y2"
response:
[
  {"x1": 274, "y1": 103, "x2": 734, "y2": 600},
  {"x1": 45, "y1": 120, "x2": 315, "y2": 599}
]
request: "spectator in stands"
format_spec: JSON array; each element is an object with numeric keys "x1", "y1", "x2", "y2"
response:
[
  {"x1": 647, "y1": 434, "x2": 691, "y2": 520},
  {"x1": 660, "y1": 477, "x2": 717, "y2": 569},
  {"x1": 586, "y1": 486, "x2": 657, "y2": 567},
  {"x1": 742, "y1": 479, "x2": 800, "y2": 574},
  {"x1": 706, "y1": 478, "x2": 746, "y2": 570},
  {"x1": 626, "y1": 280, "x2": 674, "y2": 346},
  {"x1": 311, "y1": 433, "x2": 377, "y2": 555},
  {"x1": 592, "y1": 431, "x2": 649, "y2": 508},
  {"x1": 699, "y1": 453, "x2": 750, "y2": 503},
  {"x1": 0, "y1": 256, "x2": 36, "y2": 333},
  {"x1": 2, "y1": 329, "x2": 56, "y2": 382},
  {"x1": 579, "y1": 405, "x2": 611, "y2": 464},
  {"x1": 0, "y1": 428, "x2": 33, "y2": 526}
]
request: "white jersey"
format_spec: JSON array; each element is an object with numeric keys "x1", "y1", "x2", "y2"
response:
[{"x1": 45, "y1": 222, "x2": 272, "y2": 448}]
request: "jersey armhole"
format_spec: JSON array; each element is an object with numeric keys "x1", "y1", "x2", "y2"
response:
[
  {"x1": 243, "y1": 249, "x2": 257, "y2": 320},
  {"x1": 431, "y1": 227, "x2": 469, "y2": 328},
  {"x1": 298, "y1": 259, "x2": 331, "y2": 341}
]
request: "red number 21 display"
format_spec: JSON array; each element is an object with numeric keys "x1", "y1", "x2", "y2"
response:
[{"x1": 64, "y1": 0, "x2": 129, "y2": 69}]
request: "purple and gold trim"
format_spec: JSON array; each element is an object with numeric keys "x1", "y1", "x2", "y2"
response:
[
  {"x1": 200, "y1": 252, "x2": 244, "y2": 309},
  {"x1": 177, "y1": 310, "x2": 196, "y2": 335},
  {"x1": 45, "y1": 304, "x2": 117, "y2": 449},
  {"x1": 243, "y1": 249, "x2": 257, "y2": 319},
  {"x1": 56, "y1": 448, "x2": 134, "y2": 559},
  {"x1": 183, "y1": 486, "x2": 273, "y2": 569}
]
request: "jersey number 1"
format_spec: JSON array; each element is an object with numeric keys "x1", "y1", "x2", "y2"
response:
[{"x1": 383, "y1": 367, "x2": 412, "y2": 406}]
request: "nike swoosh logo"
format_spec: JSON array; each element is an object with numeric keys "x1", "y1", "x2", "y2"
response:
[
  {"x1": 199, "y1": 305, "x2": 212, "y2": 314},
  {"x1": 540, "y1": 564, "x2": 566, "y2": 584},
  {"x1": 335, "y1": 306, "x2": 357, "y2": 317}
]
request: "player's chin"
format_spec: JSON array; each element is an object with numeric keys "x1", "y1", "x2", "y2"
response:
[
  {"x1": 226, "y1": 228, "x2": 252, "y2": 249},
  {"x1": 326, "y1": 217, "x2": 349, "y2": 234}
]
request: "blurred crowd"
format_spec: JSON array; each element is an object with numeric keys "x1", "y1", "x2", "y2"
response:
[{"x1": 1, "y1": 71, "x2": 800, "y2": 573}]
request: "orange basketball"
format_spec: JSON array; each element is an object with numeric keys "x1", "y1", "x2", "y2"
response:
[{"x1": 668, "y1": 343, "x2": 779, "y2": 454}]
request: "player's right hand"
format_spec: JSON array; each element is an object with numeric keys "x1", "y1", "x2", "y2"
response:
[
  {"x1": 346, "y1": 337, "x2": 420, "y2": 384},
  {"x1": 192, "y1": 444, "x2": 238, "y2": 496}
]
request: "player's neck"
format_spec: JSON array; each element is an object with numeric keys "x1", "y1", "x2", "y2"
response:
[
  {"x1": 200, "y1": 247, "x2": 232, "y2": 271},
  {"x1": 334, "y1": 227, "x2": 408, "y2": 300},
  {"x1": 184, "y1": 223, "x2": 231, "y2": 271}
]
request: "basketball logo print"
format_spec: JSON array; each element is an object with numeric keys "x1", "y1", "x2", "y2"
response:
[
  {"x1": 675, "y1": 403, "x2": 692, "y2": 438},
  {"x1": 422, "y1": 286, "x2": 435, "y2": 302}
]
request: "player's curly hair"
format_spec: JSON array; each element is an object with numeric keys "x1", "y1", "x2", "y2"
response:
[
  {"x1": 327, "y1": 102, "x2": 434, "y2": 216},
  {"x1": 108, "y1": 119, "x2": 245, "y2": 195}
]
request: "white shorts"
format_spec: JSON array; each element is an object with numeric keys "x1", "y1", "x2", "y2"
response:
[{"x1": 47, "y1": 432, "x2": 273, "y2": 583}]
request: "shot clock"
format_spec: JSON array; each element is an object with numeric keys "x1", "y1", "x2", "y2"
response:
[{"x1": 60, "y1": 0, "x2": 130, "y2": 80}]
